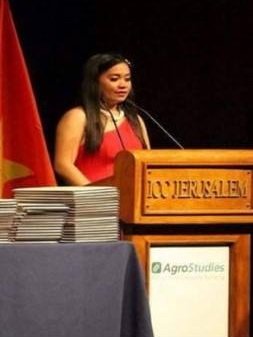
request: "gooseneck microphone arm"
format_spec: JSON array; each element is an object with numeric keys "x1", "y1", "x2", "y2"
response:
[
  {"x1": 103, "y1": 106, "x2": 126, "y2": 150},
  {"x1": 127, "y1": 99, "x2": 184, "y2": 149}
]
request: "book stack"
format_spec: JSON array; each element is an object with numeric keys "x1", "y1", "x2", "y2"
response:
[
  {"x1": 9, "y1": 202, "x2": 69, "y2": 242},
  {"x1": 0, "y1": 199, "x2": 17, "y2": 243},
  {"x1": 13, "y1": 186, "x2": 120, "y2": 243}
]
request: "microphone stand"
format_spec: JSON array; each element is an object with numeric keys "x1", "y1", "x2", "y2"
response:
[
  {"x1": 103, "y1": 107, "x2": 126, "y2": 150},
  {"x1": 127, "y1": 99, "x2": 184, "y2": 149}
]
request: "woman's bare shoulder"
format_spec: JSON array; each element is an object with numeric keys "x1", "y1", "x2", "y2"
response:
[
  {"x1": 58, "y1": 106, "x2": 86, "y2": 127},
  {"x1": 62, "y1": 106, "x2": 86, "y2": 120},
  {"x1": 137, "y1": 114, "x2": 145, "y2": 126}
]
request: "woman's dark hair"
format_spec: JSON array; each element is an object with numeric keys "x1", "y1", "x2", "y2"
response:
[{"x1": 80, "y1": 53, "x2": 146, "y2": 153}]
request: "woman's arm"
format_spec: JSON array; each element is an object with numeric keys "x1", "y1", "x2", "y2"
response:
[
  {"x1": 54, "y1": 107, "x2": 91, "y2": 185},
  {"x1": 137, "y1": 115, "x2": 151, "y2": 149}
]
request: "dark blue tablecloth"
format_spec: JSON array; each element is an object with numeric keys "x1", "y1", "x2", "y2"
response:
[{"x1": 0, "y1": 242, "x2": 154, "y2": 337}]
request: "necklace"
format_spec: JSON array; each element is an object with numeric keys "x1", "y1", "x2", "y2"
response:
[{"x1": 101, "y1": 108, "x2": 125, "y2": 122}]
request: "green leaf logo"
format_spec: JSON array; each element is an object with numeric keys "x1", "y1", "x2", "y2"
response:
[{"x1": 152, "y1": 262, "x2": 162, "y2": 273}]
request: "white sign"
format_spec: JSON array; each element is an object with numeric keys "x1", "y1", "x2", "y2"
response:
[{"x1": 149, "y1": 246, "x2": 229, "y2": 337}]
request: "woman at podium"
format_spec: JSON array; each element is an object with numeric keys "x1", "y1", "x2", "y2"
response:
[{"x1": 54, "y1": 53, "x2": 150, "y2": 185}]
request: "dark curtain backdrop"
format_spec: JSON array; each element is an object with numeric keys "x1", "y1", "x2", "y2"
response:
[{"x1": 9, "y1": 0, "x2": 253, "y2": 157}]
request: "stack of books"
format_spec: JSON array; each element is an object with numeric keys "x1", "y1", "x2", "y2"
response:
[
  {"x1": 12, "y1": 186, "x2": 119, "y2": 243},
  {"x1": 0, "y1": 199, "x2": 17, "y2": 243},
  {"x1": 10, "y1": 202, "x2": 69, "y2": 242}
]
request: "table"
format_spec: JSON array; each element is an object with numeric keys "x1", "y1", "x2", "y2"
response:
[{"x1": 0, "y1": 242, "x2": 154, "y2": 337}]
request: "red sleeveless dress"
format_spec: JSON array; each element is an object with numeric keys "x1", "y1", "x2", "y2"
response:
[{"x1": 74, "y1": 119, "x2": 143, "y2": 182}]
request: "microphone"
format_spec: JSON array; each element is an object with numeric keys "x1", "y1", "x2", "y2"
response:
[
  {"x1": 127, "y1": 99, "x2": 184, "y2": 149},
  {"x1": 106, "y1": 108, "x2": 126, "y2": 150}
]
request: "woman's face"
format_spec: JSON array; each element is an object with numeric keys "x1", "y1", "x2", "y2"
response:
[{"x1": 99, "y1": 62, "x2": 132, "y2": 107}]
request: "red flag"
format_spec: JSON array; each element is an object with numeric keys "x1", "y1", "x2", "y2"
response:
[{"x1": 0, "y1": 0, "x2": 56, "y2": 197}]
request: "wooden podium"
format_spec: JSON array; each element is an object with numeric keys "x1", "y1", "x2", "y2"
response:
[{"x1": 96, "y1": 149, "x2": 253, "y2": 337}]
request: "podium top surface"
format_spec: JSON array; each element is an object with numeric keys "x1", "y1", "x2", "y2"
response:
[{"x1": 115, "y1": 149, "x2": 253, "y2": 166}]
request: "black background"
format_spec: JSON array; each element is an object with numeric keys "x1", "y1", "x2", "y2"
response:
[{"x1": 9, "y1": 0, "x2": 253, "y2": 158}]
